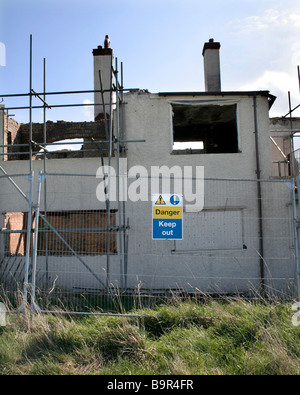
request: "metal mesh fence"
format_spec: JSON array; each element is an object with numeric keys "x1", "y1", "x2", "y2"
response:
[
  {"x1": 125, "y1": 177, "x2": 294, "y2": 296},
  {"x1": 0, "y1": 173, "x2": 31, "y2": 300},
  {"x1": 0, "y1": 171, "x2": 298, "y2": 313}
]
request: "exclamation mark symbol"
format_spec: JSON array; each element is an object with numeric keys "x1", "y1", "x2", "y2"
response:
[{"x1": 155, "y1": 195, "x2": 166, "y2": 205}]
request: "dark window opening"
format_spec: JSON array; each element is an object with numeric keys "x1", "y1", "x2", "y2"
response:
[
  {"x1": 172, "y1": 103, "x2": 239, "y2": 154},
  {"x1": 7, "y1": 132, "x2": 12, "y2": 146}
]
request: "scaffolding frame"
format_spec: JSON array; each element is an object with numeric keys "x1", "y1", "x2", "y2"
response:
[
  {"x1": 269, "y1": 65, "x2": 300, "y2": 178},
  {"x1": 0, "y1": 34, "x2": 142, "y2": 312}
]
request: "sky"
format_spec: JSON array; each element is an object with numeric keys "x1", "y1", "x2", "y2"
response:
[{"x1": 0, "y1": 0, "x2": 300, "y2": 126}]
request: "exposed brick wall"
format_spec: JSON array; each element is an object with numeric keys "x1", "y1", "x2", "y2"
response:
[
  {"x1": 5, "y1": 116, "x2": 20, "y2": 140},
  {"x1": 3, "y1": 114, "x2": 20, "y2": 161},
  {"x1": 8, "y1": 120, "x2": 107, "y2": 160},
  {"x1": 4, "y1": 212, "x2": 26, "y2": 255}
]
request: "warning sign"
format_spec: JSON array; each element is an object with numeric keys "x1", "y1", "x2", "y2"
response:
[
  {"x1": 155, "y1": 195, "x2": 166, "y2": 205},
  {"x1": 152, "y1": 194, "x2": 183, "y2": 240}
]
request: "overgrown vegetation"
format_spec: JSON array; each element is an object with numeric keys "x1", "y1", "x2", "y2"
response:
[{"x1": 0, "y1": 297, "x2": 300, "y2": 375}]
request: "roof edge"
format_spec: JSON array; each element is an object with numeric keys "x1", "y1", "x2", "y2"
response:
[{"x1": 158, "y1": 91, "x2": 276, "y2": 109}]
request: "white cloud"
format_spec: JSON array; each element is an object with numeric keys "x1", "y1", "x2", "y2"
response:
[
  {"x1": 239, "y1": 7, "x2": 300, "y2": 32},
  {"x1": 241, "y1": 70, "x2": 295, "y2": 92},
  {"x1": 0, "y1": 42, "x2": 6, "y2": 66},
  {"x1": 290, "y1": 13, "x2": 300, "y2": 27},
  {"x1": 82, "y1": 99, "x2": 94, "y2": 120},
  {"x1": 292, "y1": 42, "x2": 300, "y2": 67},
  {"x1": 229, "y1": 4, "x2": 300, "y2": 117},
  {"x1": 240, "y1": 70, "x2": 300, "y2": 116}
]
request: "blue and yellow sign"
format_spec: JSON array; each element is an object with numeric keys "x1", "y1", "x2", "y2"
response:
[{"x1": 152, "y1": 194, "x2": 183, "y2": 240}]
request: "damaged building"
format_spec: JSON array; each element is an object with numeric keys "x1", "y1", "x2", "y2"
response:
[{"x1": 0, "y1": 37, "x2": 300, "y2": 305}]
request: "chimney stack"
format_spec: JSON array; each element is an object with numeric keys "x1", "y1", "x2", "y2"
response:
[
  {"x1": 202, "y1": 38, "x2": 221, "y2": 92},
  {"x1": 93, "y1": 36, "x2": 113, "y2": 121}
]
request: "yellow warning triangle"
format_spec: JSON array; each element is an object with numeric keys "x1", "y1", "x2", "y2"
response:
[{"x1": 155, "y1": 195, "x2": 166, "y2": 205}]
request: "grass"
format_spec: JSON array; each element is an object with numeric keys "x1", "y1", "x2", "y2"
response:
[{"x1": 0, "y1": 296, "x2": 300, "y2": 375}]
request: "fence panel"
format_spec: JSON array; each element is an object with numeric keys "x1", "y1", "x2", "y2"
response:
[
  {"x1": 0, "y1": 173, "x2": 32, "y2": 304},
  {"x1": 0, "y1": 172, "x2": 297, "y2": 313}
]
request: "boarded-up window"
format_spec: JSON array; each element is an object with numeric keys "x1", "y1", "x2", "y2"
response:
[
  {"x1": 37, "y1": 210, "x2": 117, "y2": 255},
  {"x1": 174, "y1": 209, "x2": 244, "y2": 251},
  {"x1": 3, "y1": 210, "x2": 117, "y2": 256}
]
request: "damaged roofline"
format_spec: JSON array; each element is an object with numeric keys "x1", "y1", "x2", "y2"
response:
[{"x1": 158, "y1": 91, "x2": 277, "y2": 109}]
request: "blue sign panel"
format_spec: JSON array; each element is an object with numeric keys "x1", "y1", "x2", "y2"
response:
[{"x1": 152, "y1": 219, "x2": 183, "y2": 239}]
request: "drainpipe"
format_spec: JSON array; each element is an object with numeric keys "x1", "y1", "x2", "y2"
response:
[{"x1": 253, "y1": 94, "x2": 265, "y2": 295}]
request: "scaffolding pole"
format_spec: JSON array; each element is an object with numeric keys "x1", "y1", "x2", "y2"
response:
[
  {"x1": 114, "y1": 57, "x2": 124, "y2": 290},
  {"x1": 43, "y1": 57, "x2": 50, "y2": 289},
  {"x1": 22, "y1": 171, "x2": 34, "y2": 315},
  {"x1": 293, "y1": 178, "x2": 300, "y2": 306},
  {"x1": 121, "y1": 61, "x2": 129, "y2": 290},
  {"x1": 29, "y1": 35, "x2": 33, "y2": 172}
]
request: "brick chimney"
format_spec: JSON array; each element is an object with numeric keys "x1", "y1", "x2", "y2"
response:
[
  {"x1": 93, "y1": 38, "x2": 113, "y2": 121},
  {"x1": 202, "y1": 38, "x2": 221, "y2": 92}
]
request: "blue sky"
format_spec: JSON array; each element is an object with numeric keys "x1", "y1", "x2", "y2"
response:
[{"x1": 0, "y1": 0, "x2": 300, "y2": 124}]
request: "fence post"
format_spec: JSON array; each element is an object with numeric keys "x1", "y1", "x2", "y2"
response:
[
  {"x1": 292, "y1": 178, "x2": 300, "y2": 305},
  {"x1": 30, "y1": 171, "x2": 46, "y2": 313},
  {"x1": 22, "y1": 171, "x2": 34, "y2": 317},
  {"x1": 294, "y1": 177, "x2": 300, "y2": 306}
]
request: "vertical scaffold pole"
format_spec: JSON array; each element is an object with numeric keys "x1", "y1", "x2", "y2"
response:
[
  {"x1": 29, "y1": 35, "x2": 33, "y2": 172},
  {"x1": 121, "y1": 61, "x2": 129, "y2": 290},
  {"x1": 115, "y1": 57, "x2": 124, "y2": 290},
  {"x1": 43, "y1": 57, "x2": 49, "y2": 289},
  {"x1": 31, "y1": 171, "x2": 45, "y2": 313},
  {"x1": 23, "y1": 171, "x2": 34, "y2": 314},
  {"x1": 294, "y1": 177, "x2": 300, "y2": 307},
  {"x1": 105, "y1": 51, "x2": 114, "y2": 292}
]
